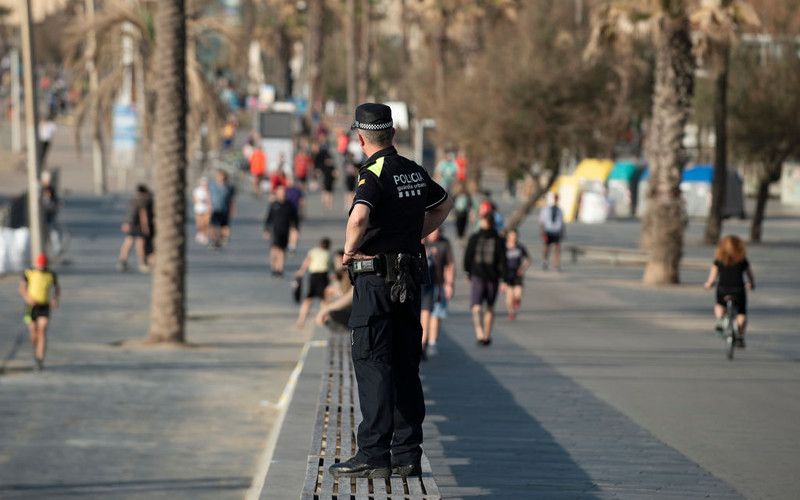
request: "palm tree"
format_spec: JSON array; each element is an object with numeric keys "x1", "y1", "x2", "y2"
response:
[
  {"x1": 65, "y1": 0, "x2": 236, "y2": 168},
  {"x1": 587, "y1": 0, "x2": 695, "y2": 285},
  {"x1": 691, "y1": 0, "x2": 760, "y2": 244},
  {"x1": 146, "y1": 0, "x2": 188, "y2": 343}
]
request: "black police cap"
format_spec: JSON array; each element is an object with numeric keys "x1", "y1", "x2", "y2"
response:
[{"x1": 351, "y1": 103, "x2": 393, "y2": 131}]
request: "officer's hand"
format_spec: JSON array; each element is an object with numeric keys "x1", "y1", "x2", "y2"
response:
[{"x1": 342, "y1": 251, "x2": 371, "y2": 264}]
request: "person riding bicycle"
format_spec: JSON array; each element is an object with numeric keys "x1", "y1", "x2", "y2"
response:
[{"x1": 703, "y1": 235, "x2": 755, "y2": 348}]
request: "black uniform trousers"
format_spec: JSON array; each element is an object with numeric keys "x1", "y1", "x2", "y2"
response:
[{"x1": 349, "y1": 273, "x2": 425, "y2": 467}]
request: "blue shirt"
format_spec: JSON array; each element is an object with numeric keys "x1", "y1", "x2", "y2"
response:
[{"x1": 209, "y1": 181, "x2": 235, "y2": 213}]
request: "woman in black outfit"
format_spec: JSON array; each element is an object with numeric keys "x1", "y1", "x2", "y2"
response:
[{"x1": 704, "y1": 235, "x2": 756, "y2": 347}]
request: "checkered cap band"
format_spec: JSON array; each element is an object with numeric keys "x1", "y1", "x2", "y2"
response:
[{"x1": 354, "y1": 120, "x2": 393, "y2": 131}]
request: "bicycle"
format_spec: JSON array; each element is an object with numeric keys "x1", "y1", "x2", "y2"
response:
[{"x1": 719, "y1": 295, "x2": 741, "y2": 360}]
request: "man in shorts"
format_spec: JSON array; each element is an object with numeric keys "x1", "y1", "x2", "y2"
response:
[
  {"x1": 539, "y1": 193, "x2": 565, "y2": 271},
  {"x1": 19, "y1": 253, "x2": 60, "y2": 372},
  {"x1": 209, "y1": 170, "x2": 236, "y2": 250},
  {"x1": 117, "y1": 184, "x2": 152, "y2": 272},
  {"x1": 420, "y1": 226, "x2": 454, "y2": 357},
  {"x1": 464, "y1": 214, "x2": 506, "y2": 346},
  {"x1": 263, "y1": 184, "x2": 298, "y2": 277}
]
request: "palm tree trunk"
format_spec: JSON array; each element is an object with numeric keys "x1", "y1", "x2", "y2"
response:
[
  {"x1": 641, "y1": 10, "x2": 694, "y2": 285},
  {"x1": 703, "y1": 45, "x2": 729, "y2": 245},
  {"x1": 85, "y1": 0, "x2": 106, "y2": 195},
  {"x1": 345, "y1": 0, "x2": 357, "y2": 112},
  {"x1": 356, "y1": 0, "x2": 371, "y2": 103},
  {"x1": 306, "y1": 0, "x2": 324, "y2": 117},
  {"x1": 146, "y1": 0, "x2": 187, "y2": 343}
]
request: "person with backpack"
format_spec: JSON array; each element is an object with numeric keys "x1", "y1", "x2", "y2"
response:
[
  {"x1": 464, "y1": 213, "x2": 506, "y2": 346},
  {"x1": 539, "y1": 193, "x2": 565, "y2": 271}
]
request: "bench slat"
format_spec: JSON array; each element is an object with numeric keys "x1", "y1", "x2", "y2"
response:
[
  {"x1": 354, "y1": 477, "x2": 370, "y2": 499},
  {"x1": 406, "y1": 474, "x2": 424, "y2": 496},
  {"x1": 373, "y1": 477, "x2": 388, "y2": 495},
  {"x1": 389, "y1": 475, "x2": 406, "y2": 496},
  {"x1": 300, "y1": 456, "x2": 321, "y2": 499},
  {"x1": 320, "y1": 457, "x2": 335, "y2": 494}
]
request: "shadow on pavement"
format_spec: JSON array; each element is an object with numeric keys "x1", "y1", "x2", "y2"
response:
[{"x1": 420, "y1": 329, "x2": 602, "y2": 498}]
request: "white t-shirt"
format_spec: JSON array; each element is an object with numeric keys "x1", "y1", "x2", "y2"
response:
[
  {"x1": 38, "y1": 121, "x2": 57, "y2": 142},
  {"x1": 193, "y1": 186, "x2": 210, "y2": 214},
  {"x1": 539, "y1": 205, "x2": 564, "y2": 234}
]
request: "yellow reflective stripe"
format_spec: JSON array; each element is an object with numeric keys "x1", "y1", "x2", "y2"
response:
[{"x1": 366, "y1": 157, "x2": 385, "y2": 178}]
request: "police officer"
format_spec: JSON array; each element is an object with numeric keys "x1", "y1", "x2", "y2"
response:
[{"x1": 330, "y1": 103, "x2": 453, "y2": 479}]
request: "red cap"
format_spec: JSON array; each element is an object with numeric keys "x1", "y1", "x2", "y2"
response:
[{"x1": 35, "y1": 253, "x2": 48, "y2": 268}]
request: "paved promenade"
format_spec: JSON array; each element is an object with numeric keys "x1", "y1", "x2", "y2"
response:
[{"x1": 1, "y1": 139, "x2": 799, "y2": 498}]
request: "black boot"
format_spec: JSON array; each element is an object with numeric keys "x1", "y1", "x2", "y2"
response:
[{"x1": 329, "y1": 457, "x2": 391, "y2": 478}]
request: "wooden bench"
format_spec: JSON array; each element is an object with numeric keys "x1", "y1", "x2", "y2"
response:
[
  {"x1": 566, "y1": 245, "x2": 709, "y2": 269},
  {"x1": 566, "y1": 245, "x2": 647, "y2": 266},
  {"x1": 302, "y1": 333, "x2": 441, "y2": 500}
]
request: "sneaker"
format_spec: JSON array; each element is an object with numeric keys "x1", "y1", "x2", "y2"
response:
[
  {"x1": 737, "y1": 337, "x2": 746, "y2": 348},
  {"x1": 508, "y1": 312, "x2": 516, "y2": 321},
  {"x1": 541, "y1": 261, "x2": 549, "y2": 270},
  {"x1": 34, "y1": 359, "x2": 44, "y2": 372},
  {"x1": 116, "y1": 261, "x2": 128, "y2": 272},
  {"x1": 138, "y1": 265, "x2": 151, "y2": 274},
  {"x1": 513, "y1": 299, "x2": 521, "y2": 309},
  {"x1": 427, "y1": 343, "x2": 438, "y2": 356}
]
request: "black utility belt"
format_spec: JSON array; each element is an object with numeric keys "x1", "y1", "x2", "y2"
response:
[
  {"x1": 349, "y1": 253, "x2": 402, "y2": 278},
  {"x1": 349, "y1": 250, "x2": 430, "y2": 304},
  {"x1": 349, "y1": 251, "x2": 430, "y2": 284}
]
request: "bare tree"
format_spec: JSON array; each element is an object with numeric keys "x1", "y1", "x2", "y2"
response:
[
  {"x1": 729, "y1": 53, "x2": 800, "y2": 242},
  {"x1": 439, "y1": 1, "x2": 618, "y2": 229},
  {"x1": 691, "y1": 0, "x2": 760, "y2": 245}
]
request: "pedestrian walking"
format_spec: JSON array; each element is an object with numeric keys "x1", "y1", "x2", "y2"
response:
[
  {"x1": 503, "y1": 229, "x2": 530, "y2": 321},
  {"x1": 434, "y1": 152, "x2": 458, "y2": 193},
  {"x1": 221, "y1": 114, "x2": 237, "y2": 150},
  {"x1": 284, "y1": 177, "x2": 305, "y2": 253},
  {"x1": 295, "y1": 237, "x2": 334, "y2": 328},
  {"x1": 420, "y1": 226, "x2": 454, "y2": 357},
  {"x1": 313, "y1": 140, "x2": 336, "y2": 211},
  {"x1": 249, "y1": 143, "x2": 267, "y2": 197},
  {"x1": 452, "y1": 183, "x2": 471, "y2": 241},
  {"x1": 19, "y1": 253, "x2": 60, "y2": 372},
  {"x1": 343, "y1": 135, "x2": 365, "y2": 210},
  {"x1": 263, "y1": 184, "x2": 298, "y2": 278},
  {"x1": 192, "y1": 177, "x2": 211, "y2": 245},
  {"x1": 294, "y1": 146, "x2": 312, "y2": 192},
  {"x1": 38, "y1": 113, "x2": 57, "y2": 167},
  {"x1": 539, "y1": 193, "x2": 565, "y2": 271},
  {"x1": 208, "y1": 170, "x2": 236, "y2": 251},
  {"x1": 117, "y1": 184, "x2": 152, "y2": 273},
  {"x1": 704, "y1": 235, "x2": 756, "y2": 347},
  {"x1": 464, "y1": 213, "x2": 506, "y2": 346},
  {"x1": 330, "y1": 103, "x2": 452, "y2": 479}
]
